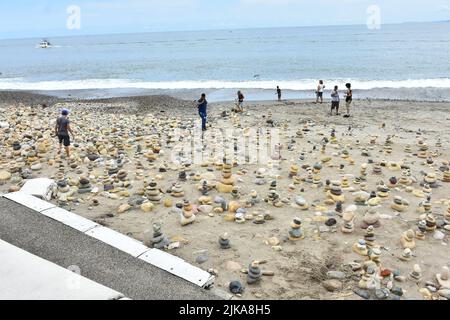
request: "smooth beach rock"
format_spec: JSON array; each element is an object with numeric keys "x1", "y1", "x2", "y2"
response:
[
  {"x1": 163, "y1": 198, "x2": 173, "y2": 207},
  {"x1": 294, "y1": 196, "x2": 309, "y2": 210},
  {"x1": 228, "y1": 201, "x2": 241, "y2": 213},
  {"x1": 375, "y1": 288, "x2": 390, "y2": 300},
  {"x1": 195, "y1": 254, "x2": 209, "y2": 264},
  {"x1": 0, "y1": 170, "x2": 12, "y2": 182},
  {"x1": 321, "y1": 215, "x2": 335, "y2": 225},
  {"x1": 354, "y1": 289, "x2": 370, "y2": 300},
  {"x1": 229, "y1": 281, "x2": 244, "y2": 294},
  {"x1": 327, "y1": 271, "x2": 346, "y2": 280},
  {"x1": 322, "y1": 279, "x2": 343, "y2": 292},
  {"x1": 30, "y1": 162, "x2": 42, "y2": 171},
  {"x1": 8, "y1": 185, "x2": 21, "y2": 192},
  {"x1": 433, "y1": 230, "x2": 445, "y2": 241},
  {"x1": 140, "y1": 202, "x2": 154, "y2": 212},
  {"x1": 198, "y1": 205, "x2": 213, "y2": 214},
  {"x1": 117, "y1": 203, "x2": 131, "y2": 213}
]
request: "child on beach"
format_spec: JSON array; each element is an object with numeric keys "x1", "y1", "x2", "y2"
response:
[
  {"x1": 276, "y1": 86, "x2": 282, "y2": 101},
  {"x1": 315, "y1": 80, "x2": 325, "y2": 104},
  {"x1": 197, "y1": 93, "x2": 207, "y2": 131},
  {"x1": 235, "y1": 90, "x2": 245, "y2": 112},
  {"x1": 344, "y1": 83, "x2": 352, "y2": 118},
  {"x1": 55, "y1": 108, "x2": 75, "y2": 157},
  {"x1": 330, "y1": 85, "x2": 340, "y2": 115}
]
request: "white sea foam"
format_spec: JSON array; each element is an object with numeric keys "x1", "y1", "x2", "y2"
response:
[{"x1": 1, "y1": 78, "x2": 450, "y2": 91}]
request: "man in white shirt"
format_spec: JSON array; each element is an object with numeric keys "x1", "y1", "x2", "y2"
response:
[{"x1": 330, "y1": 85, "x2": 340, "y2": 115}]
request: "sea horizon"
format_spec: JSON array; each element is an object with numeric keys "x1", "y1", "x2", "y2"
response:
[{"x1": 2, "y1": 20, "x2": 447, "y2": 41}]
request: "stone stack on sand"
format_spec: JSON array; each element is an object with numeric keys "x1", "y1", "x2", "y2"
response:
[
  {"x1": 146, "y1": 180, "x2": 162, "y2": 203},
  {"x1": 216, "y1": 162, "x2": 235, "y2": 193}
]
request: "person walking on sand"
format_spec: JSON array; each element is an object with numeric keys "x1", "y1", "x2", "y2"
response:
[
  {"x1": 276, "y1": 86, "x2": 282, "y2": 101},
  {"x1": 330, "y1": 85, "x2": 340, "y2": 115},
  {"x1": 197, "y1": 93, "x2": 208, "y2": 131},
  {"x1": 236, "y1": 90, "x2": 245, "y2": 112},
  {"x1": 55, "y1": 108, "x2": 75, "y2": 158},
  {"x1": 315, "y1": 80, "x2": 325, "y2": 104},
  {"x1": 343, "y1": 83, "x2": 352, "y2": 118}
]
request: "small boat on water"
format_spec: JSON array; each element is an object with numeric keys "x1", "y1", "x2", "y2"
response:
[{"x1": 38, "y1": 40, "x2": 52, "y2": 48}]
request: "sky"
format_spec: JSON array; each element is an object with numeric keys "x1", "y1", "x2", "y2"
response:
[{"x1": 0, "y1": 0, "x2": 449, "y2": 39}]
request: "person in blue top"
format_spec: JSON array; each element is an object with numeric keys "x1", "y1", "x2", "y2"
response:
[{"x1": 197, "y1": 93, "x2": 207, "y2": 131}]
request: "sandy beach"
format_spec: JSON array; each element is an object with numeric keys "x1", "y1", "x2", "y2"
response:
[{"x1": 1, "y1": 91, "x2": 450, "y2": 300}]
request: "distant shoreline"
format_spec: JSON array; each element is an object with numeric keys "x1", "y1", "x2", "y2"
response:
[
  {"x1": 1, "y1": 89, "x2": 450, "y2": 106},
  {"x1": 1, "y1": 90, "x2": 450, "y2": 114}
]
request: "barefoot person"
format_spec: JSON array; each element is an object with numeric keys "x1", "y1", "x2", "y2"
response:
[
  {"x1": 55, "y1": 108, "x2": 75, "y2": 157},
  {"x1": 344, "y1": 83, "x2": 352, "y2": 117},
  {"x1": 315, "y1": 80, "x2": 325, "y2": 104},
  {"x1": 197, "y1": 93, "x2": 208, "y2": 131},
  {"x1": 276, "y1": 86, "x2": 282, "y2": 101},
  {"x1": 236, "y1": 90, "x2": 245, "y2": 112},
  {"x1": 330, "y1": 85, "x2": 340, "y2": 115}
]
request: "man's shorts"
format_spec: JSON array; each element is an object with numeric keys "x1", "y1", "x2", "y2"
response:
[
  {"x1": 331, "y1": 101, "x2": 339, "y2": 109},
  {"x1": 317, "y1": 92, "x2": 323, "y2": 98},
  {"x1": 58, "y1": 134, "x2": 70, "y2": 147}
]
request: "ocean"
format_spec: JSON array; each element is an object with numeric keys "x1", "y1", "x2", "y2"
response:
[{"x1": 1, "y1": 22, "x2": 450, "y2": 101}]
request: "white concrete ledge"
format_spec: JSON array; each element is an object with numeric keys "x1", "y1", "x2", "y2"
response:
[
  {"x1": 4, "y1": 192, "x2": 56, "y2": 212},
  {"x1": 40, "y1": 207, "x2": 99, "y2": 233},
  {"x1": 139, "y1": 249, "x2": 215, "y2": 288},
  {"x1": 85, "y1": 226, "x2": 150, "y2": 258},
  {"x1": 0, "y1": 240, "x2": 127, "y2": 300}
]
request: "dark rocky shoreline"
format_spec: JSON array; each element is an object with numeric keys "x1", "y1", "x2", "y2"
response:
[{"x1": 0, "y1": 90, "x2": 194, "y2": 115}]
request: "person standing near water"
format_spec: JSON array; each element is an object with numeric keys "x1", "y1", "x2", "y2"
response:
[
  {"x1": 330, "y1": 85, "x2": 340, "y2": 115},
  {"x1": 276, "y1": 86, "x2": 282, "y2": 101},
  {"x1": 236, "y1": 90, "x2": 245, "y2": 112},
  {"x1": 315, "y1": 80, "x2": 325, "y2": 104},
  {"x1": 55, "y1": 108, "x2": 75, "y2": 158},
  {"x1": 197, "y1": 93, "x2": 207, "y2": 131},
  {"x1": 344, "y1": 83, "x2": 352, "y2": 118}
]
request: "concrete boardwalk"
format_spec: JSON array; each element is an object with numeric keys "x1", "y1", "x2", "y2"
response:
[
  {"x1": 0, "y1": 197, "x2": 222, "y2": 300},
  {"x1": 0, "y1": 239, "x2": 127, "y2": 300}
]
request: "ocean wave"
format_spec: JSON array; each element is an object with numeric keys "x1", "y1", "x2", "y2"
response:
[{"x1": 1, "y1": 78, "x2": 450, "y2": 91}]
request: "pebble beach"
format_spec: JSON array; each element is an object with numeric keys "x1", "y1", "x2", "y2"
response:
[{"x1": 1, "y1": 91, "x2": 450, "y2": 300}]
